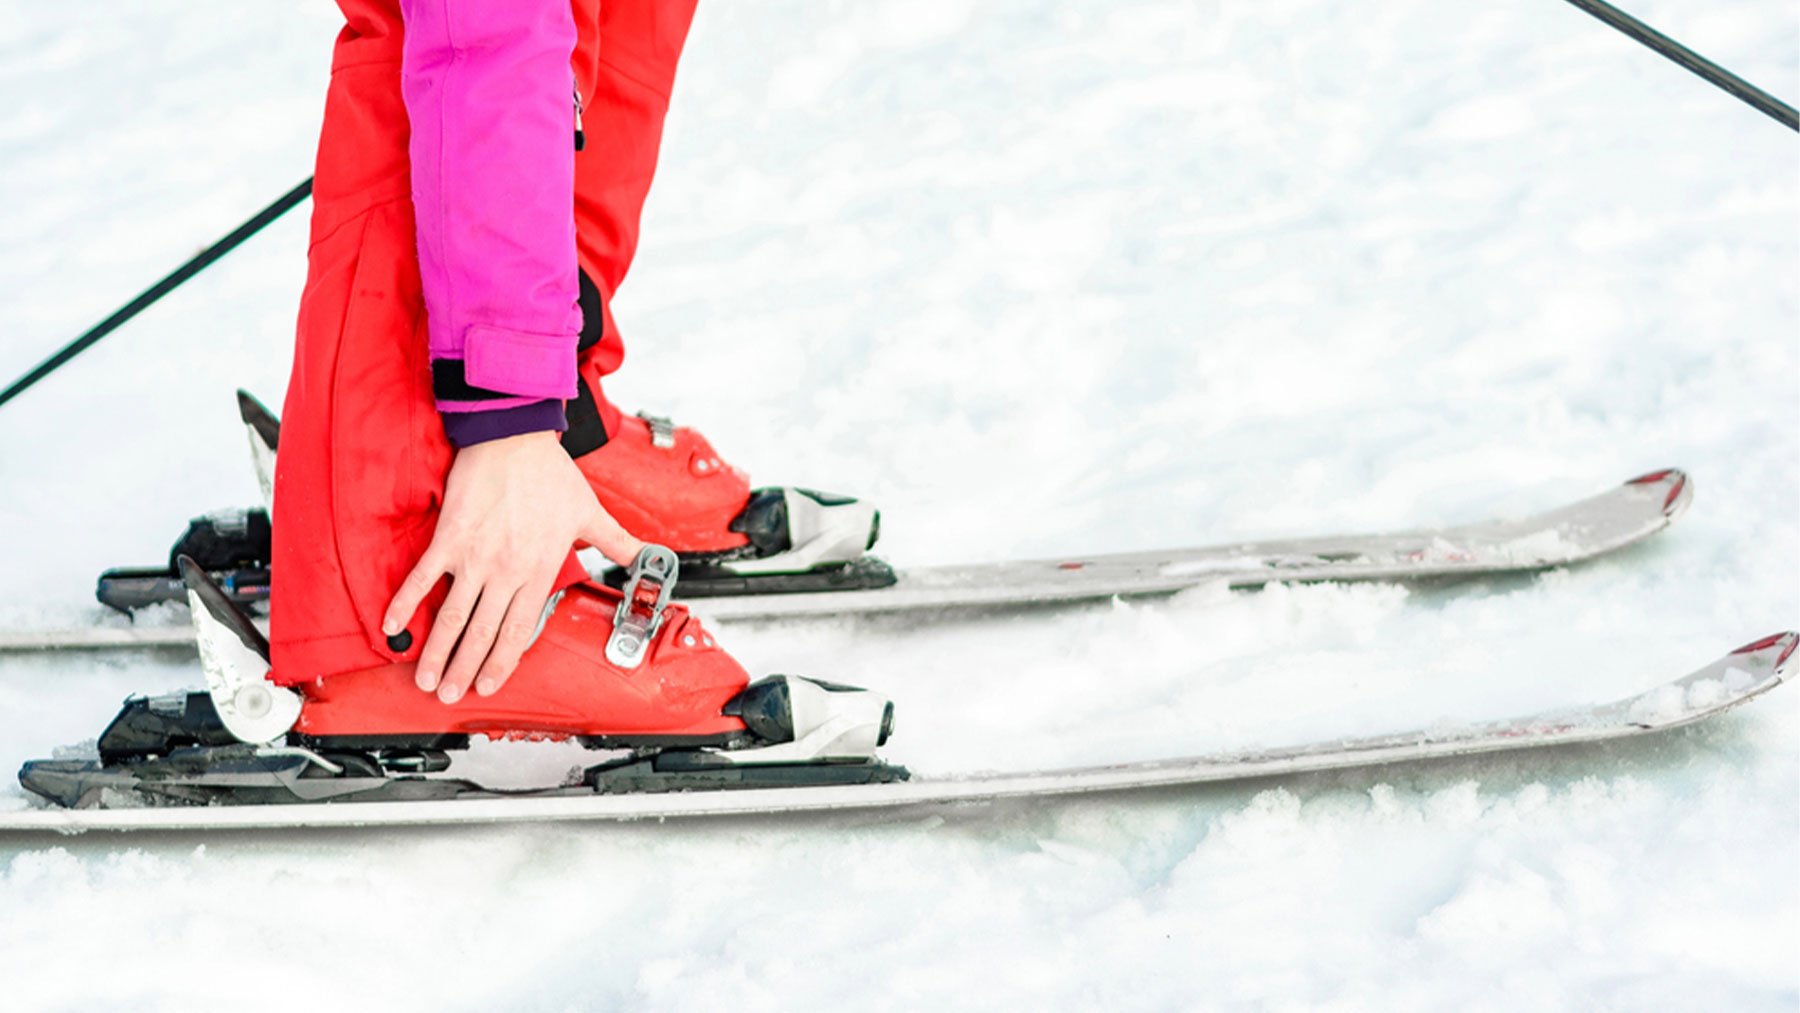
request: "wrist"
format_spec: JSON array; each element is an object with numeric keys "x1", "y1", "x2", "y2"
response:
[{"x1": 440, "y1": 400, "x2": 567, "y2": 448}]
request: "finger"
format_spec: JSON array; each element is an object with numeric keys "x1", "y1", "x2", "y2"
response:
[
  {"x1": 580, "y1": 503, "x2": 646, "y2": 569},
  {"x1": 384, "y1": 545, "x2": 450, "y2": 639},
  {"x1": 474, "y1": 569, "x2": 559, "y2": 698},
  {"x1": 416, "y1": 573, "x2": 481, "y2": 694},
  {"x1": 439, "y1": 578, "x2": 515, "y2": 704}
]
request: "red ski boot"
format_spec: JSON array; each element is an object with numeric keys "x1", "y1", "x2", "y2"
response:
[
  {"x1": 17, "y1": 552, "x2": 903, "y2": 808},
  {"x1": 575, "y1": 412, "x2": 755, "y2": 555},
  {"x1": 573, "y1": 412, "x2": 896, "y2": 596},
  {"x1": 296, "y1": 585, "x2": 746, "y2": 743},
  {"x1": 296, "y1": 552, "x2": 749, "y2": 744}
]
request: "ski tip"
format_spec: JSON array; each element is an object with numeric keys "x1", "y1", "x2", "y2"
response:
[
  {"x1": 1624, "y1": 468, "x2": 1691, "y2": 519},
  {"x1": 177, "y1": 555, "x2": 271, "y2": 663},
  {"x1": 1733, "y1": 631, "x2": 1798, "y2": 673},
  {"x1": 1623, "y1": 632, "x2": 1794, "y2": 731},
  {"x1": 235, "y1": 389, "x2": 281, "y2": 452}
]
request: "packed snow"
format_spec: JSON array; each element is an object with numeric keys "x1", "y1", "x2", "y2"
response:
[{"x1": 1, "y1": 0, "x2": 1796, "y2": 1009}]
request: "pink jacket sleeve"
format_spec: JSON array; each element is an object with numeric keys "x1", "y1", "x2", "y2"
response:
[{"x1": 399, "y1": 0, "x2": 582, "y2": 439}]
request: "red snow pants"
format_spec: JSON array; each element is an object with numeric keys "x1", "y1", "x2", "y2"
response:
[{"x1": 270, "y1": 0, "x2": 700, "y2": 685}]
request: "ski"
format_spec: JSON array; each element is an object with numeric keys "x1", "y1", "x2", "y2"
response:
[
  {"x1": 693, "y1": 467, "x2": 1692, "y2": 622},
  {"x1": 1, "y1": 631, "x2": 1788, "y2": 834},
  {"x1": 0, "y1": 468, "x2": 1691, "y2": 654}
]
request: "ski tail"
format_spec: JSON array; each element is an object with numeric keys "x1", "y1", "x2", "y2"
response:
[
  {"x1": 237, "y1": 389, "x2": 279, "y2": 507},
  {"x1": 236, "y1": 389, "x2": 280, "y2": 453},
  {"x1": 178, "y1": 555, "x2": 269, "y2": 662},
  {"x1": 178, "y1": 555, "x2": 298, "y2": 743}
]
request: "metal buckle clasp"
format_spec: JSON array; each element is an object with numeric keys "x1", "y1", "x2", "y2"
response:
[
  {"x1": 637, "y1": 412, "x2": 677, "y2": 449},
  {"x1": 605, "y1": 545, "x2": 679, "y2": 669}
]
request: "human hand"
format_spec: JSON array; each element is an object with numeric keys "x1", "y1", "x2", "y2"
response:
[{"x1": 382, "y1": 430, "x2": 644, "y2": 702}]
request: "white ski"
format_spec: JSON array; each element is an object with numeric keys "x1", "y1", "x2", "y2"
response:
[
  {"x1": 0, "y1": 630, "x2": 1786, "y2": 835},
  {"x1": 0, "y1": 469, "x2": 1690, "y2": 653},
  {"x1": 698, "y1": 468, "x2": 1691, "y2": 621}
]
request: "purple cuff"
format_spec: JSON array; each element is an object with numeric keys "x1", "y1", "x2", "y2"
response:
[{"x1": 440, "y1": 400, "x2": 568, "y2": 448}]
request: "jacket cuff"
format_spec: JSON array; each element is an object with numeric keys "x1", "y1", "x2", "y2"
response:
[
  {"x1": 440, "y1": 400, "x2": 568, "y2": 448},
  {"x1": 431, "y1": 334, "x2": 578, "y2": 405},
  {"x1": 464, "y1": 324, "x2": 579, "y2": 400}
]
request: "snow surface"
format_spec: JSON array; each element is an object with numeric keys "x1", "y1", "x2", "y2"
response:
[{"x1": 2, "y1": 0, "x2": 1797, "y2": 1008}]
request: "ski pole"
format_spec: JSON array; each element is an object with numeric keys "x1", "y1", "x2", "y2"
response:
[
  {"x1": 0, "y1": 177, "x2": 315, "y2": 412},
  {"x1": 1561, "y1": 0, "x2": 1798, "y2": 132}
]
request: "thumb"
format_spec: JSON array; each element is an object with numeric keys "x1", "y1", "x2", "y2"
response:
[{"x1": 580, "y1": 502, "x2": 646, "y2": 569}]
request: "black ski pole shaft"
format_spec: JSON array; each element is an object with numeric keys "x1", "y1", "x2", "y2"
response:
[
  {"x1": 0, "y1": 177, "x2": 315, "y2": 412},
  {"x1": 1561, "y1": 0, "x2": 1798, "y2": 132}
]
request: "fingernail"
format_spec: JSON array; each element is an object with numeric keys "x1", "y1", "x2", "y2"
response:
[
  {"x1": 381, "y1": 619, "x2": 399, "y2": 636},
  {"x1": 439, "y1": 683, "x2": 463, "y2": 704},
  {"x1": 416, "y1": 669, "x2": 438, "y2": 691},
  {"x1": 476, "y1": 679, "x2": 496, "y2": 697}
]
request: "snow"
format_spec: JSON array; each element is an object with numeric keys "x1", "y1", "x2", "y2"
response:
[
  {"x1": 1628, "y1": 665, "x2": 1765, "y2": 724},
  {"x1": 1, "y1": 0, "x2": 1797, "y2": 1009},
  {"x1": 1495, "y1": 529, "x2": 1575, "y2": 563}
]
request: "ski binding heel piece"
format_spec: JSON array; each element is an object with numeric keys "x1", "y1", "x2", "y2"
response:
[
  {"x1": 178, "y1": 555, "x2": 300, "y2": 744},
  {"x1": 606, "y1": 544, "x2": 679, "y2": 669}
]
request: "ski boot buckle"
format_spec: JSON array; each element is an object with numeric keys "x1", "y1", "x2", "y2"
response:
[
  {"x1": 637, "y1": 411, "x2": 677, "y2": 449},
  {"x1": 606, "y1": 545, "x2": 679, "y2": 669}
]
